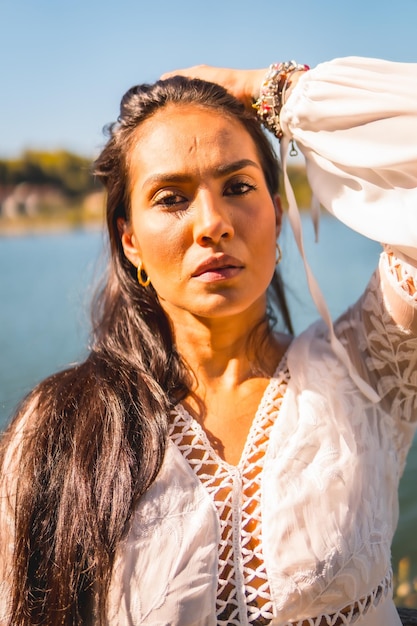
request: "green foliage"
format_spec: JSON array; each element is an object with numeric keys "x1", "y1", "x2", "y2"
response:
[
  {"x1": 0, "y1": 150, "x2": 99, "y2": 198},
  {"x1": 282, "y1": 165, "x2": 312, "y2": 210}
]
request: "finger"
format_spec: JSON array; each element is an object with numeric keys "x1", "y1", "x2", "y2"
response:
[{"x1": 160, "y1": 65, "x2": 211, "y2": 81}]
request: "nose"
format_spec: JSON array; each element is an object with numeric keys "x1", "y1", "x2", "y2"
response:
[{"x1": 193, "y1": 191, "x2": 234, "y2": 246}]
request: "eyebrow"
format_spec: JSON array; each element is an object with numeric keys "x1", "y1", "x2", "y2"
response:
[
  {"x1": 213, "y1": 159, "x2": 261, "y2": 177},
  {"x1": 142, "y1": 159, "x2": 261, "y2": 189}
]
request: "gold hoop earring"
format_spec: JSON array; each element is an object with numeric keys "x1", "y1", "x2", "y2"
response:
[
  {"x1": 275, "y1": 242, "x2": 282, "y2": 266},
  {"x1": 137, "y1": 262, "x2": 151, "y2": 287}
]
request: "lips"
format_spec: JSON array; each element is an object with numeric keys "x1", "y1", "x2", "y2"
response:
[{"x1": 191, "y1": 254, "x2": 244, "y2": 279}]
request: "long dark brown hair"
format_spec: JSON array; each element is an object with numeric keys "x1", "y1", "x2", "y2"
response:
[{"x1": 0, "y1": 76, "x2": 292, "y2": 625}]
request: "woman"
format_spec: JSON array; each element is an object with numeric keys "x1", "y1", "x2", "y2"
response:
[{"x1": 1, "y1": 58, "x2": 416, "y2": 625}]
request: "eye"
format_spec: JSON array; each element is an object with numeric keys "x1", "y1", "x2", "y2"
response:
[
  {"x1": 153, "y1": 190, "x2": 188, "y2": 209},
  {"x1": 224, "y1": 179, "x2": 257, "y2": 197}
]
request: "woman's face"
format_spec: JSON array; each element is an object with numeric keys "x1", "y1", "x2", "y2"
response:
[{"x1": 121, "y1": 103, "x2": 281, "y2": 326}]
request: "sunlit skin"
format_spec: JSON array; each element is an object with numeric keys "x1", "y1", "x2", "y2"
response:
[{"x1": 121, "y1": 104, "x2": 290, "y2": 463}]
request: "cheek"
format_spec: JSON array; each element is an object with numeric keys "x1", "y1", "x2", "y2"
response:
[
  {"x1": 138, "y1": 218, "x2": 190, "y2": 276},
  {"x1": 252, "y1": 212, "x2": 279, "y2": 272},
  {"x1": 245, "y1": 204, "x2": 277, "y2": 248}
]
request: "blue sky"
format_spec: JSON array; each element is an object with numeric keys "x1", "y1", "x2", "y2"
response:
[{"x1": 2, "y1": 0, "x2": 417, "y2": 158}]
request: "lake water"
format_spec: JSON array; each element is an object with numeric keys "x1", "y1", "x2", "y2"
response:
[{"x1": 0, "y1": 213, "x2": 416, "y2": 598}]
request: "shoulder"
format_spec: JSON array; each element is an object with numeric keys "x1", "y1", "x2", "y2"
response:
[{"x1": 286, "y1": 320, "x2": 335, "y2": 386}]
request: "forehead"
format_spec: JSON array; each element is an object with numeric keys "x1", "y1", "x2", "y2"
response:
[{"x1": 128, "y1": 103, "x2": 261, "y2": 186}]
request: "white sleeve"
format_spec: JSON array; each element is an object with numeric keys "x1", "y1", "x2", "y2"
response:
[{"x1": 280, "y1": 56, "x2": 417, "y2": 263}]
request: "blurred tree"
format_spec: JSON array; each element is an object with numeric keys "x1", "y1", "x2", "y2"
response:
[
  {"x1": 0, "y1": 151, "x2": 99, "y2": 198},
  {"x1": 281, "y1": 165, "x2": 313, "y2": 209}
]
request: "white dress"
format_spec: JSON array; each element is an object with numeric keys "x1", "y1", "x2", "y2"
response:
[
  {"x1": 104, "y1": 58, "x2": 417, "y2": 626},
  {"x1": 1, "y1": 57, "x2": 417, "y2": 626}
]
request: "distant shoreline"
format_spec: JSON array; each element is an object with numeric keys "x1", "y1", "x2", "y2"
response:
[{"x1": 0, "y1": 217, "x2": 104, "y2": 237}]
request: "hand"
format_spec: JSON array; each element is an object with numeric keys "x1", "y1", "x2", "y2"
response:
[
  {"x1": 161, "y1": 64, "x2": 308, "y2": 110},
  {"x1": 160, "y1": 65, "x2": 266, "y2": 110}
]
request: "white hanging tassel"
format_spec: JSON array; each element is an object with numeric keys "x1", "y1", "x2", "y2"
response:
[{"x1": 280, "y1": 136, "x2": 380, "y2": 403}]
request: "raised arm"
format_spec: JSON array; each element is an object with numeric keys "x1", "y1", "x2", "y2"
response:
[{"x1": 280, "y1": 57, "x2": 417, "y2": 264}]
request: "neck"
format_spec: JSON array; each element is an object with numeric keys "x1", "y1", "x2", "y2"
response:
[
  {"x1": 162, "y1": 300, "x2": 291, "y2": 465},
  {"x1": 164, "y1": 302, "x2": 278, "y2": 394},
  {"x1": 165, "y1": 303, "x2": 290, "y2": 465}
]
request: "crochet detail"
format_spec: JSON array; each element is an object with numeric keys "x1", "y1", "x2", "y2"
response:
[{"x1": 169, "y1": 359, "x2": 290, "y2": 625}]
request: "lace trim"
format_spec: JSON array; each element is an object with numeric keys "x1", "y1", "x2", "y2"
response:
[
  {"x1": 283, "y1": 569, "x2": 393, "y2": 626},
  {"x1": 385, "y1": 250, "x2": 417, "y2": 300},
  {"x1": 169, "y1": 358, "x2": 290, "y2": 625}
]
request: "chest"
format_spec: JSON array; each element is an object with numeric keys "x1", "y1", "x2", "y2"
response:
[{"x1": 182, "y1": 383, "x2": 273, "y2": 466}]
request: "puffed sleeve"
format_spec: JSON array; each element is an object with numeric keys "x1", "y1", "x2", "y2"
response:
[{"x1": 280, "y1": 56, "x2": 417, "y2": 264}]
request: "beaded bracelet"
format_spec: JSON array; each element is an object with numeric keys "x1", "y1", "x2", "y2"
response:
[{"x1": 253, "y1": 61, "x2": 310, "y2": 139}]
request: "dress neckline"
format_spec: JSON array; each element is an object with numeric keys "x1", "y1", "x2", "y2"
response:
[{"x1": 172, "y1": 353, "x2": 290, "y2": 470}]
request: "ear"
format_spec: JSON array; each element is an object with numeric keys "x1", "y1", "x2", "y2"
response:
[
  {"x1": 117, "y1": 218, "x2": 142, "y2": 268},
  {"x1": 273, "y1": 194, "x2": 283, "y2": 237}
]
